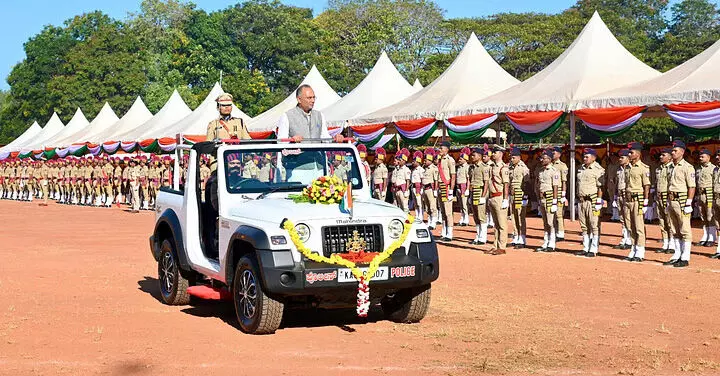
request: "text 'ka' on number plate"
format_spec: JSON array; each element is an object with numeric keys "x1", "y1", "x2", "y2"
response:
[{"x1": 337, "y1": 266, "x2": 388, "y2": 283}]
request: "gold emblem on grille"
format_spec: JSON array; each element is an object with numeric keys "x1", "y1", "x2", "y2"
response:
[{"x1": 345, "y1": 230, "x2": 367, "y2": 253}]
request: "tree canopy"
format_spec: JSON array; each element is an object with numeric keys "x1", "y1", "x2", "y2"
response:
[{"x1": 1, "y1": 0, "x2": 719, "y2": 146}]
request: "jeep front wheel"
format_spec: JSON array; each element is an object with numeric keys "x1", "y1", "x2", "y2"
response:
[
  {"x1": 158, "y1": 239, "x2": 191, "y2": 305},
  {"x1": 233, "y1": 255, "x2": 284, "y2": 334},
  {"x1": 382, "y1": 284, "x2": 431, "y2": 323}
]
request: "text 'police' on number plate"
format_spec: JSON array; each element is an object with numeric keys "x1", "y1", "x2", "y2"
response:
[{"x1": 337, "y1": 266, "x2": 388, "y2": 283}]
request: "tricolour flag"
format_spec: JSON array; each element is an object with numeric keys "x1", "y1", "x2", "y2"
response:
[{"x1": 340, "y1": 183, "x2": 353, "y2": 217}]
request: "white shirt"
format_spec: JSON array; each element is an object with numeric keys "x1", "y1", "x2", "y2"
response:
[{"x1": 277, "y1": 110, "x2": 330, "y2": 139}]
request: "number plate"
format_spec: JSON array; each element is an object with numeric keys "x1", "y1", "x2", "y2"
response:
[{"x1": 337, "y1": 266, "x2": 388, "y2": 283}]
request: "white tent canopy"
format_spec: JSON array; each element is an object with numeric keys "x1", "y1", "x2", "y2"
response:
[
  {"x1": 450, "y1": 12, "x2": 661, "y2": 115},
  {"x1": 412, "y1": 79, "x2": 423, "y2": 91},
  {"x1": 42, "y1": 108, "x2": 90, "y2": 149},
  {"x1": 0, "y1": 121, "x2": 41, "y2": 152},
  {"x1": 151, "y1": 82, "x2": 251, "y2": 138},
  {"x1": 349, "y1": 33, "x2": 519, "y2": 125},
  {"x1": 116, "y1": 90, "x2": 192, "y2": 141},
  {"x1": 576, "y1": 37, "x2": 720, "y2": 109},
  {"x1": 53, "y1": 103, "x2": 119, "y2": 147},
  {"x1": 89, "y1": 97, "x2": 153, "y2": 144},
  {"x1": 247, "y1": 65, "x2": 341, "y2": 131},
  {"x1": 18, "y1": 112, "x2": 65, "y2": 151},
  {"x1": 324, "y1": 52, "x2": 418, "y2": 127}
]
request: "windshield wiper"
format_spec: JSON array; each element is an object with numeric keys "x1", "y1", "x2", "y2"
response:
[{"x1": 256, "y1": 183, "x2": 306, "y2": 200}]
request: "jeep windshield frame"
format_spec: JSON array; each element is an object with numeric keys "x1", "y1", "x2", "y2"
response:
[{"x1": 222, "y1": 146, "x2": 363, "y2": 194}]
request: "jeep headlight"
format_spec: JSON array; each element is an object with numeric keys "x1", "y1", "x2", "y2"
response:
[
  {"x1": 295, "y1": 223, "x2": 311, "y2": 242},
  {"x1": 388, "y1": 219, "x2": 404, "y2": 239}
]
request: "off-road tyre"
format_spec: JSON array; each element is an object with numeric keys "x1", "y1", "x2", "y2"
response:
[
  {"x1": 233, "y1": 255, "x2": 284, "y2": 334},
  {"x1": 158, "y1": 239, "x2": 191, "y2": 305},
  {"x1": 382, "y1": 284, "x2": 431, "y2": 323}
]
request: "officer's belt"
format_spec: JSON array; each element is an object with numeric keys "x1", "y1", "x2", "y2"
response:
[
  {"x1": 668, "y1": 191, "x2": 688, "y2": 201},
  {"x1": 578, "y1": 194, "x2": 598, "y2": 203},
  {"x1": 625, "y1": 191, "x2": 644, "y2": 201}
]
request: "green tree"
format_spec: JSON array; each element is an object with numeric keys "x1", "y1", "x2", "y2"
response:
[
  {"x1": 316, "y1": 0, "x2": 444, "y2": 93},
  {"x1": 47, "y1": 12, "x2": 147, "y2": 120},
  {"x1": 655, "y1": 0, "x2": 720, "y2": 70},
  {"x1": 224, "y1": 0, "x2": 320, "y2": 93}
]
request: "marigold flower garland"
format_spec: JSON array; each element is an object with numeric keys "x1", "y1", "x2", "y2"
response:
[
  {"x1": 283, "y1": 215, "x2": 414, "y2": 317},
  {"x1": 288, "y1": 175, "x2": 346, "y2": 204}
]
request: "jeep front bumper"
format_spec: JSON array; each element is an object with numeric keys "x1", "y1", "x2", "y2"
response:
[{"x1": 256, "y1": 241, "x2": 439, "y2": 297}]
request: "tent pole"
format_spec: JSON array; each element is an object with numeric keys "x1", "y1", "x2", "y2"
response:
[
  {"x1": 569, "y1": 113, "x2": 576, "y2": 222},
  {"x1": 495, "y1": 121, "x2": 501, "y2": 145},
  {"x1": 441, "y1": 120, "x2": 446, "y2": 143}
]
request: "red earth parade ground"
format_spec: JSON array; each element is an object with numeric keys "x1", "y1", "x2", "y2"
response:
[{"x1": 1, "y1": 200, "x2": 720, "y2": 375}]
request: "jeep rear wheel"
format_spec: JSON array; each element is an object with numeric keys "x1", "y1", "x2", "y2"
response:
[
  {"x1": 158, "y1": 239, "x2": 190, "y2": 305},
  {"x1": 233, "y1": 255, "x2": 284, "y2": 334},
  {"x1": 382, "y1": 284, "x2": 431, "y2": 323}
]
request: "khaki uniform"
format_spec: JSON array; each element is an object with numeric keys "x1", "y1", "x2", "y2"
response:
[
  {"x1": 469, "y1": 161, "x2": 489, "y2": 243},
  {"x1": 488, "y1": 160, "x2": 509, "y2": 250},
  {"x1": 206, "y1": 117, "x2": 251, "y2": 141},
  {"x1": 140, "y1": 165, "x2": 150, "y2": 206},
  {"x1": 655, "y1": 163, "x2": 672, "y2": 244},
  {"x1": 553, "y1": 159, "x2": 568, "y2": 236},
  {"x1": 712, "y1": 166, "x2": 720, "y2": 255},
  {"x1": 421, "y1": 164, "x2": 439, "y2": 224},
  {"x1": 242, "y1": 160, "x2": 259, "y2": 179},
  {"x1": 509, "y1": 161, "x2": 530, "y2": 242},
  {"x1": 102, "y1": 163, "x2": 114, "y2": 203},
  {"x1": 577, "y1": 161, "x2": 605, "y2": 253},
  {"x1": 129, "y1": 165, "x2": 141, "y2": 211},
  {"x1": 392, "y1": 165, "x2": 411, "y2": 213},
  {"x1": 199, "y1": 164, "x2": 211, "y2": 202},
  {"x1": 616, "y1": 165, "x2": 631, "y2": 242},
  {"x1": 625, "y1": 160, "x2": 651, "y2": 248},
  {"x1": 258, "y1": 163, "x2": 273, "y2": 183},
  {"x1": 697, "y1": 162, "x2": 715, "y2": 234},
  {"x1": 411, "y1": 165, "x2": 424, "y2": 219},
  {"x1": 537, "y1": 165, "x2": 560, "y2": 248},
  {"x1": 83, "y1": 164, "x2": 94, "y2": 203},
  {"x1": 372, "y1": 162, "x2": 388, "y2": 201},
  {"x1": 456, "y1": 162, "x2": 470, "y2": 224},
  {"x1": 93, "y1": 165, "x2": 104, "y2": 204},
  {"x1": 437, "y1": 155, "x2": 456, "y2": 236},
  {"x1": 668, "y1": 159, "x2": 696, "y2": 261},
  {"x1": 148, "y1": 165, "x2": 161, "y2": 205},
  {"x1": 38, "y1": 163, "x2": 51, "y2": 203}
]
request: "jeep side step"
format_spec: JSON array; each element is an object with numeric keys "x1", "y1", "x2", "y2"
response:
[{"x1": 187, "y1": 285, "x2": 232, "y2": 301}]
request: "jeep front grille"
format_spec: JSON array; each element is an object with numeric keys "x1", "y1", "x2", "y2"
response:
[{"x1": 321, "y1": 224, "x2": 384, "y2": 257}]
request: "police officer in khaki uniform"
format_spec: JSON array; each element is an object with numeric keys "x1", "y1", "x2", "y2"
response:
[
  {"x1": 372, "y1": 147, "x2": 388, "y2": 201},
  {"x1": 575, "y1": 148, "x2": 605, "y2": 257},
  {"x1": 712, "y1": 150, "x2": 720, "y2": 259},
  {"x1": 469, "y1": 148, "x2": 489, "y2": 245},
  {"x1": 508, "y1": 146, "x2": 530, "y2": 249},
  {"x1": 102, "y1": 158, "x2": 114, "y2": 207},
  {"x1": 663, "y1": 140, "x2": 696, "y2": 268},
  {"x1": 391, "y1": 149, "x2": 411, "y2": 213},
  {"x1": 654, "y1": 148, "x2": 674, "y2": 253},
  {"x1": 357, "y1": 144, "x2": 371, "y2": 187},
  {"x1": 535, "y1": 150, "x2": 560, "y2": 252},
  {"x1": 37, "y1": 160, "x2": 51, "y2": 206},
  {"x1": 485, "y1": 145, "x2": 509, "y2": 255},
  {"x1": 128, "y1": 158, "x2": 141, "y2": 213},
  {"x1": 456, "y1": 147, "x2": 471, "y2": 226},
  {"x1": 695, "y1": 149, "x2": 716, "y2": 247},
  {"x1": 623, "y1": 142, "x2": 651, "y2": 262},
  {"x1": 552, "y1": 146, "x2": 568, "y2": 240},
  {"x1": 613, "y1": 150, "x2": 632, "y2": 249},
  {"x1": 409, "y1": 151, "x2": 424, "y2": 222},
  {"x1": 421, "y1": 149, "x2": 439, "y2": 228},
  {"x1": 206, "y1": 93, "x2": 251, "y2": 141},
  {"x1": 437, "y1": 141, "x2": 456, "y2": 242}
]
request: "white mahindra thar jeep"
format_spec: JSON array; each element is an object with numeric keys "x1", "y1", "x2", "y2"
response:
[{"x1": 149, "y1": 139, "x2": 439, "y2": 334}]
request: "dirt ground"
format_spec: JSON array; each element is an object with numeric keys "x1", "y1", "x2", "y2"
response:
[{"x1": 1, "y1": 200, "x2": 720, "y2": 376}]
